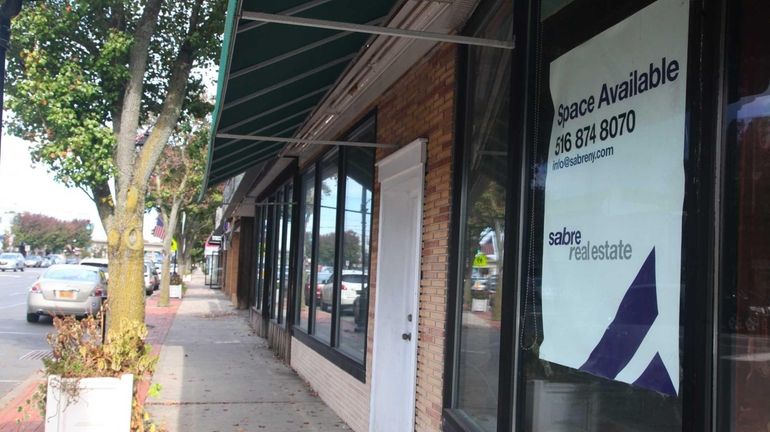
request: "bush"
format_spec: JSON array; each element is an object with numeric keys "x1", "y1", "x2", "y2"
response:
[
  {"x1": 26, "y1": 312, "x2": 161, "y2": 431},
  {"x1": 169, "y1": 273, "x2": 182, "y2": 285}
]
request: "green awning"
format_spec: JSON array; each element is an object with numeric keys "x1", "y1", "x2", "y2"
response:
[{"x1": 203, "y1": 0, "x2": 398, "y2": 189}]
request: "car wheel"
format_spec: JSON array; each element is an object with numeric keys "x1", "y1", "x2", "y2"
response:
[
  {"x1": 20, "y1": 267, "x2": 24, "y2": 272},
  {"x1": 26, "y1": 313, "x2": 39, "y2": 323},
  {"x1": 13, "y1": 268, "x2": 17, "y2": 272}
]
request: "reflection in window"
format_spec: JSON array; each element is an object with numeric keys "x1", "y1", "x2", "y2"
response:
[
  {"x1": 281, "y1": 184, "x2": 293, "y2": 325},
  {"x1": 720, "y1": 1, "x2": 770, "y2": 430},
  {"x1": 255, "y1": 201, "x2": 269, "y2": 310},
  {"x1": 338, "y1": 147, "x2": 374, "y2": 361},
  {"x1": 451, "y1": 2, "x2": 511, "y2": 430},
  {"x1": 298, "y1": 169, "x2": 315, "y2": 331},
  {"x1": 314, "y1": 152, "x2": 338, "y2": 344},
  {"x1": 272, "y1": 191, "x2": 284, "y2": 321}
]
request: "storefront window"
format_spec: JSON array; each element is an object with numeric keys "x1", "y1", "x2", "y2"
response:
[
  {"x1": 449, "y1": 1, "x2": 512, "y2": 431},
  {"x1": 719, "y1": 1, "x2": 770, "y2": 430},
  {"x1": 298, "y1": 168, "x2": 316, "y2": 331},
  {"x1": 281, "y1": 183, "x2": 293, "y2": 325},
  {"x1": 313, "y1": 152, "x2": 338, "y2": 344},
  {"x1": 338, "y1": 146, "x2": 374, "y2": 361},
  {"x1": 293, "y1": 116, "x2": 375, "y2": 373},
  {"x1": 516, "y1": 0, "x2": 686, "y2": 430},
  {"x1": 255, "y1": 200, "x2": 269, "y2": 311},
  {"x1": 272, "y1": 190, "x2": 284, "y2": 320}
]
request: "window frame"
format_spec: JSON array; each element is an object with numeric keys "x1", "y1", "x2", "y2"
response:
[{"x1": 291, "y1": 112, "x2": 377, "y2": 381}]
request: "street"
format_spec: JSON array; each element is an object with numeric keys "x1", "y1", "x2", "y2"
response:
[{"x1": 0, "y1": 268, "x2": 52, "y2": 400}]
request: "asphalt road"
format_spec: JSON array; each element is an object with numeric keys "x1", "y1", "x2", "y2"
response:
[{"x1": 0, "y1": 267, "x2": 52, "y2": 399}]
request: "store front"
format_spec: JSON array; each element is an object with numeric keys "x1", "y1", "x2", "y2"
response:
[{"x1": 203, "y1": 0, "x2": 769, "y2": 430}]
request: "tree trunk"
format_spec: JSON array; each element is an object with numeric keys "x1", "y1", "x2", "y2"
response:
[
  {"x1": 158, "y1": 200, "x2": 182, "y2": 307},
  {"x1": 105, "y1": 186, "x2": 146, "y2": 336}
]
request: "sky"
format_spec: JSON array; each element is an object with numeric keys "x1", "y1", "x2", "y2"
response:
[{"x1": 0, "y1": 133, "x2": 160, "y2": 243}]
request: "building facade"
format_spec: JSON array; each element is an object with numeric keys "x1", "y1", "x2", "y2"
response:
[{"x1": 205, "y1": 0, "x2": 769, "y2": 431}]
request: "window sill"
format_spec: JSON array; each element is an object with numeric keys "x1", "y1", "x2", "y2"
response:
[{"x1": 292, "y1": 327, "x2": 366, "y2": 382}]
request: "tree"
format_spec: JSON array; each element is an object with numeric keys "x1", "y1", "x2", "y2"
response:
[
  {"x1": 316, "y1": 230, "x2": 363, "y2": 269},
  {"x1": 178, "y1": 184, "x2": 221, "y2": 274},
  {"x1": 5, "y1": 1, "x2": 225, "y2": 333},
  {"x1": 11, "y1": 212, "x2": 91, "y2": 252},
  {"x1": 146, "y1": 121, "x2": 207, "y2": 307}
]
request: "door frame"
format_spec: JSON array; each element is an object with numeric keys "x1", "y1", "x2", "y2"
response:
[{"x1": 369, "y1": 138, "x2": 427, "y2": 432}]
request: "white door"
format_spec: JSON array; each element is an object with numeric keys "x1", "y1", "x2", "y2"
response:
[{"x1": 370, "y1": 139, "x2": 426, "y2": 432}]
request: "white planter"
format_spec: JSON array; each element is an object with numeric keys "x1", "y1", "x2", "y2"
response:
[
  {"x1": 45, "y1": 373, "x2": 133, "y2": 432},
  {"x1": 169, "y1": 284, "x2": 183, "y2": 299},
  {"x1": 471, "y1": 298, "x2": 489, "y2": 312}
]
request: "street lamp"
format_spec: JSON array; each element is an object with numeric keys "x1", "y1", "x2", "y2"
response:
[{"x1": 0, "y1": 0, "x2": 23, "y2": 165}]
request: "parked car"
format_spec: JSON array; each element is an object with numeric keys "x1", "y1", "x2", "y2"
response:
[
  {"x1": 0, "y1": 252, "x2": 25, "y2": 272},
  {"x1": 26, "y1": 264, "x2": 107, "y2": 323},
  {"x1": 40, "y1": 257, "x2": 52, "y2": 267},
  {"x1": 304, "y1": 270, "x2": 330, "y2": 306},
  {"x1": 145, "y1": 261, "x2": 159, "y2": 287},
  {"x1": 47, "y1": 254, "x2": 66, "y2": 265},
  {"x1": 320, "y1": 270, "x2": 367, "y2": 312},
  {"x1": 24, "y1": 255, "x2": 43, "y2": 268},
  {"x1": 143, "y1": 263, "x2": 159, "y2": 295},
  {"x1": 79, "y1": 258, "x2": 109, "y2": 279}
]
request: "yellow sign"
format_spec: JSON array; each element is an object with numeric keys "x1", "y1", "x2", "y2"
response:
[
  {"x1": 171, "y1": 238, "x2": 178, "y2": 252},
  {"x1": 472, "y1": 251, "x2": 488, "y2": 268}
]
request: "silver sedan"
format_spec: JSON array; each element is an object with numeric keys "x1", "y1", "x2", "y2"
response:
[{"x1": 26, "y1": 264, "x2": 107, "y2": 323}]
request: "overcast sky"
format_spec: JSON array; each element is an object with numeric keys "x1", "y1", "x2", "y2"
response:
[{"x1": 0, "y1": 133, "x2": 159, "y2": 242}]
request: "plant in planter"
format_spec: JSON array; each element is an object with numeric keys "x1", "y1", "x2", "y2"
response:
[
  {"x1": 470, "y1": 289, "x2": 490, "y2": 312},
  {"x1": 25, "y1": 312, "x2": 160, "y2": 432},
  {"x1": 169, "y1": 273, "x2": 183, "y2": 299}
]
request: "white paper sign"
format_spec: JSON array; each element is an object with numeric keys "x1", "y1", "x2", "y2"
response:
[{"x1": 539, "y1": 0, "x2": 689, "y2": 395}]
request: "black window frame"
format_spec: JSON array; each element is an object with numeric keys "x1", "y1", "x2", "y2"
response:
[
  {"x1": 443, "y1": 0, "x2": 721, "y2": 431},
  {"x1": 292, "y1": 112, "x2": 377, "y2": 382}
]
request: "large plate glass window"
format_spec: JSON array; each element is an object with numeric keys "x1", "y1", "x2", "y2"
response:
[
  {"x1": 516, "y1": 0, "x2": 689, "y2": 430},
  {"x1": 447, "y1": 0, "x2": 512, "y2": 430},
  {"x1": 337, "y1": 145, "x2": 375, "y2": 361},
  {"x1": 272, "y1": 190, "x2": 284, "y2": 321},
  {"x1": 314, "y1": 151, "x2": 339, "y2": 344},
  {"x1": 292, "y1": 115, "x2": 376, "y2": 374},
  {"x1": 298, "y1": 168, "x2": 316, "y2": 331},
  {"x1": 718, "y1": 1, "x2": 770, "y2": 430}
]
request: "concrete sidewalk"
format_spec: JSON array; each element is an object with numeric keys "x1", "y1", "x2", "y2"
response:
[{"x1": 146, "y1": 285, "x2": 350, "y2": 432}]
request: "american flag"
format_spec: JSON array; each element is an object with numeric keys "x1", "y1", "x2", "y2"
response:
[{"x1": 152, "y1": 216, "x2": 165, "y2": 239}]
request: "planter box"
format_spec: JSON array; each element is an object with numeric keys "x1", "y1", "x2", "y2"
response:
[
  {"x1": 45, "y1": 373, "x2": 133, "y2": 432},
  {"x1": 471, "y1": 298, "x2": 489, "y2": 312},
  {"x1": 169, "y1": 284, "x2": 183, "y2": 299}
]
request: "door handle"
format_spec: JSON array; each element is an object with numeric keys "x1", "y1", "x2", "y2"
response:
[{"x1": 401, "y1": 332, "x2": 412, "y2": 341}]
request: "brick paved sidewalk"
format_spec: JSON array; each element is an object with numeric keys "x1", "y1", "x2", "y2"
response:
[{"x1": 0, "y1": 287, "x2": 184, "y2": 432}]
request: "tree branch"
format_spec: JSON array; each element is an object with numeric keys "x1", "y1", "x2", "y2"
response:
[{"x1": 114, "y1": 0, "x2": 163, "y2": 204}]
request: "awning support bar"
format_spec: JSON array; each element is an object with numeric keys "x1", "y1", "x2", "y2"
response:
[
  {"x1": 216, "y1": 133, "x2": 398, "y2": 149},
  {"x1": 240, "y1": 11, "x2": 515, "y2": 50}
]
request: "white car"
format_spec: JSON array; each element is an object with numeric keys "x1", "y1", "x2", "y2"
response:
[
  {"x1": 320, "y1": 270, "x2": 367, "y2": 312},
  {"x1": 26, "y1": 264, "x2": 107, "y2": 322},
  {"x1": 79, "y1": 258, "x2": 109, "y2": 279},
  {"x1": 0, "y1": 253, "x2": 25, "y2": 272}
]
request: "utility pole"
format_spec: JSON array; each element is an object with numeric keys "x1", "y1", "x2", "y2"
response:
[{"x1": 0, "y1": 0, "x2": 23, "y2": 166}]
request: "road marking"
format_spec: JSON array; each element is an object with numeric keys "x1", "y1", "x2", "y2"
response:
[
  {"x1": 0, "y1": 380, "x2": 23, "y2": 383},
  {"x1": 19, "y1": 350, "x2": 52, "y2": 361},
  {"x1": 0, "y1": 275, "x2": 21, "y2": 278},
  {"x1": 9, "y1": 292, "x2": 27, "y2": 296},
  {"x1": 0, "y1": 302, "x2": 25, "y2": 310}
]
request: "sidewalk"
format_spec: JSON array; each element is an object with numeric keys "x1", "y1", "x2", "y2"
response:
[
  {"x1": 145, "y1": 285, "x2": 351, "y2": 431},
  {"x1": 0, "y1": 283, "x2": 182, "y2": 432}
]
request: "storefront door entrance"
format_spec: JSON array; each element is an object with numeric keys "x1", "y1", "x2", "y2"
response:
[{"x1": 370, "y1": 139, "x2": 426, "y2": 432}]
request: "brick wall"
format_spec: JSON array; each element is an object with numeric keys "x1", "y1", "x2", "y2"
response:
[
  {"x1": 291, "y1": 338, "x2": 370, "y2": 432},
  {"x1": 223, "y1": 229, "x2": 240, "y2": 305},
  {"x1": 369, "y1": 43, "x2": 457, "y2": 432},
  {"x1": 290, "y1": 43, "x2": 457, "y2": 432}
]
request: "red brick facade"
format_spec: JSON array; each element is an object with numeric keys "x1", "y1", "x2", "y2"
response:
[{"x1": 368, "y1": 43, "x2": 457, "y2": 432}]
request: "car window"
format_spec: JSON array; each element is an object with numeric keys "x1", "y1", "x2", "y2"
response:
[
  {"x1": 45, "y1": 268, "x2": 99, "y2": 282},
  {"x1": 341, "y1": 274, "x2": 365, "y2": 283},
  {"x1": 0, "y1": 253, "x2": 16, "y2": 259},
  {"x1": 81, "y1": 262, "x2": 108, "y2": 270}
]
